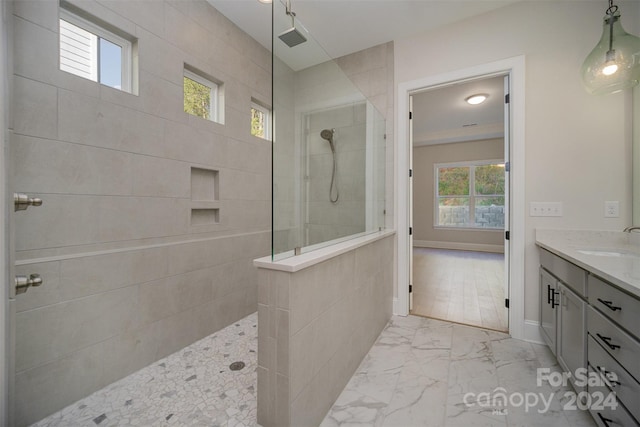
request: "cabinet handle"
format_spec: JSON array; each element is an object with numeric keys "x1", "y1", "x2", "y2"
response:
[
  {"x1": 551, "y1": 289, "x2": 559, "y2": 308},
  {"x1": 596, "y1": 366, "x2": 621, "y2": 388},
  {"x1": 596, "y1": 333, "x2": 621, "y2": 351},
  {"x1": 597, "y1": 413, "x2": 614, "y2": 427},
  {"x1": 547, "y1": 284, "x2": 552, "y2": 304},
  {"x1": 597, "y1": 298, "x2": 622, "y2": 312}
]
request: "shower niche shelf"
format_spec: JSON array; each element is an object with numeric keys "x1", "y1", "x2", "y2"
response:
[
  {"x1": 191, "y1": 167, "x2": 219, "y2": 201},
  {"x1": 190, "y1": 167, "x2": 220, "y2": 225},
  {"x1": 191, "y1": 207, "x2": 220, "y2": 226}
]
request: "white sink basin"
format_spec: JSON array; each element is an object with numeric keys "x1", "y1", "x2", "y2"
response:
[{"x1": 577, "y1": 249, "x2": 640, "y2": 258}]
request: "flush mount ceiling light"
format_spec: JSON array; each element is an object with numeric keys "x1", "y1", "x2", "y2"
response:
[
  {"x1": 465, "y1": 94, "x2": 488, "y2": 105},
  {"x1": 257, "y1": 0, "x2": 272, "y2": 3},
  {"x1": 581, "y1": 0, "x2": 640, "y2": 95}
]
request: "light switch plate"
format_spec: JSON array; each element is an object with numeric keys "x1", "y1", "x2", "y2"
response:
[
  {"x1": 530, "y1": 202, "x2": 563, "y2": 217},
  {"x1": 605, "y1": 201, "x2": 619, "y2": 218}
]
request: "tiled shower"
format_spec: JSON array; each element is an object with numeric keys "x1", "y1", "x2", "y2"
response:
[
  {"x1": 10, "y1": 1, "x2": 270, "y2": 424},
  {"x1": 7, "y1": 0, "x2": 395, "y2": 425}
]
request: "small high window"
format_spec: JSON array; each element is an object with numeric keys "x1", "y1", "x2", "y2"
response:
[
  {"x1": 59, "y1": 9, "x2": 133, "y2": 92},
  {"x1": 184, "y1": 69, "x2": 223, "y2": 123},
  {"x1": 251, "y1": 101, "x2": 271, "y2": 140}
]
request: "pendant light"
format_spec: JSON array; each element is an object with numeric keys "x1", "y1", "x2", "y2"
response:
[{"x1": 580, "y1": 0, "x2": 640, "y2": 95}]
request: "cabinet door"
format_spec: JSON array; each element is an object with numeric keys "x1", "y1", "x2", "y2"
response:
[
  {"x1": 540, "y1": 268, "x2": 558, "y2": 354},
  {"x1": 558, "y1": 283, "x2": 586, "y2": 392}
]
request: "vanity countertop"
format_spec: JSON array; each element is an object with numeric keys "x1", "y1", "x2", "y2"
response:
[{"x1": 536, "y1": 229, "x2": 640, "y2": 298}]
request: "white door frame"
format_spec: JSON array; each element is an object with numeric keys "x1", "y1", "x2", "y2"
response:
[{"x1": 395, "y1": 56, "x2": 526, "y2": 340}]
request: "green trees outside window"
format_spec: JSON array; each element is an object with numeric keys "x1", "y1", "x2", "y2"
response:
[
  {"x1": 436, "y1": 162, "x2": 505, "y2": 228},
  {"x1": 251, "y1": 107, "x2": 266, "y2": 138},
  {"x1": 184, "y1": 75, "x2": 212, "y2": 120}
]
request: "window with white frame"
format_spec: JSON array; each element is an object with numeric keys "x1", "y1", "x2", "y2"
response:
[
  {"x1": 183, "y1": 69, "x2": 221, "y2": 123},
  {"x1": 59, "y1": 9, "x2": 133, "y2": 92},
  {"x1": 435, "y1": 160, "x2": 505, "y2": 229},
  {"x1": 250, "y1": 101, "x2": 271, "y2": 140}
]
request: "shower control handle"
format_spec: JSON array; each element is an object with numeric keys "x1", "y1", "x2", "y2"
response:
[
  {"x1": 14, "y1": 193, "x2": 43, "y2": 211},
  {"x1": 15, "y1": 274, "x2": 43, "y2": 294}
]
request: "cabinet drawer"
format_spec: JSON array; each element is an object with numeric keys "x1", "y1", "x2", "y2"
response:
[
  {"x1": 540, "y1": 249, "x2": 587, "y2": 297},
  {"x1": 588, "y1": 335, "x2": 640, "y2": 422},
  {"x1": 588, "y1": 306, "x2": 640, "y2": 383},
  {"x1": 589, "y1": 274, "x2": 640, "y2": 337},
  {"x1": 588, "y1": 367, "x2": 640, "y2": 427}
]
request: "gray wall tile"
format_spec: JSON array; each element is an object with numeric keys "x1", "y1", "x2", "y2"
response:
[
  {"x1": 15, "y1": 343, "x2": 106, "y2": 426},
  {"x1": 15, "y1": 285, "x2": 140, "y2": 372},
  {"x1": 13, "y1": 76, "x2": 57, "y2": 139},
  {"x1": 257, "y1": 235, "x2": 394, "y2": 427},
  {"x1": 11, "y1": 0, "x2": 270, "y2": 423}
]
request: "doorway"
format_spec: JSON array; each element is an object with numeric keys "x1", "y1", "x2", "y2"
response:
[
  {"x1": 395, "y1": 56, "x2": 526, "y2": 340},
  {"x1": 412, "y1": 248, "x2": 507, "y2": 330},
  {"x1": 409, "y1": 75, "x2": 508, "y2": 332}
]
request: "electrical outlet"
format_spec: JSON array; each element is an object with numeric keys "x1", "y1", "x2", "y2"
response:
[
  {"x1": 605, "y1": 201, "x2": 619, "y2": 218},
  {"x1": 530, "y1": 202, "x2": 563, "y2": 217}
]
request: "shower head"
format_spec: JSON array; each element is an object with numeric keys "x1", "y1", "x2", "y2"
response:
[
  {"x1": 321, "y1": 128, "x2": 339, "y2": 203},
  {"x1": 320, "y1": 129, "x2": 336, "y2": 153},
  {"x1": 320, "y1": 129, "x2": 334, "y2": 141},
  {"x1": 278, "y1": 27, "x2": 307, "y2": 48},
  {"x1": 279, "y1": 0, "x2": 307, "y2": 47}
]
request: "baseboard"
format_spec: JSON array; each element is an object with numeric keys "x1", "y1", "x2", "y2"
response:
[
  {"x1": 413, "y1": 240, "x2": 504, "y2": 254},
  {"x1": 392, "y1": 297, "x2": 402, "y2": 316},
  {"x1": 522, "y1": 319, "x2": 544, "y2": 344}
]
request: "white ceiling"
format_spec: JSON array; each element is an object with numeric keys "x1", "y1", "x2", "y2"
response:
[
  {"x1": 207, "y1": 0, "x2": 519, "y2": 69},
  {"x1": 207, "y1": 0, "x2": 513, "y2": 142},
  {"x1": 412, "y1": 75, "x2": 505, "y2": 146}
]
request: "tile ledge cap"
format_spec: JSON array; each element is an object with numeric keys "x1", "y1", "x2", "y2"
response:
[{"x1": 253, "y1": 230, "x2": 395, "y2": 273}]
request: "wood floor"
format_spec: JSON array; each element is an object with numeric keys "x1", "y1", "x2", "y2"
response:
[{"x1": 411, "y1": 247, "x2": 508, "y2": 332}]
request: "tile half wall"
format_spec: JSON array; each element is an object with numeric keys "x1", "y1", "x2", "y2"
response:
[{"x1": 256, "y1": 234, "x2": 394, "y2": 427}]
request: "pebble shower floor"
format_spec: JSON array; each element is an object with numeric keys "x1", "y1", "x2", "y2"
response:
[{"x1": 32, "y1": 313, "x2": 258, "y2": 427}]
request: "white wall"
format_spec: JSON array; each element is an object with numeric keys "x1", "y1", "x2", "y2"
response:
[
  {"x1": 413, "y1": 138, "x2": 504, "y2": 250},
  {"x1": 395, "y1": 1, "x2": 638, "y2": 322}
]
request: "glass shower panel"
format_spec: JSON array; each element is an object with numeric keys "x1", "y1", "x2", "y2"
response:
[{"x1": 272, "y1": 1, "x2": 386, "y2": 260}]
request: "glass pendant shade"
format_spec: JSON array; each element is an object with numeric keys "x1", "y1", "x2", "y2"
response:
[{"x1": 581, "y1": 11, "x2": 640, "y2": 95}]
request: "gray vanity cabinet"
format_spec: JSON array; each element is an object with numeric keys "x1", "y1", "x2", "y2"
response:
[
  {"x1": 539, "y1": 249, "x2": 587, "y2": 393},
  {"x1": 557, "y1": 283, "x2": 587, "y2": 393},
  {"x1": 587, "y1": 274, "x2": 640, "y2": 425},
  {"x1": 539, "y1": 267, "x2": 558, "y2": 354}
]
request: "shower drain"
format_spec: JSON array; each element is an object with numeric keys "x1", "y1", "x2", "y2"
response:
[{"x1": 229, "y1": 361, "x2": 245, "y2": 371}]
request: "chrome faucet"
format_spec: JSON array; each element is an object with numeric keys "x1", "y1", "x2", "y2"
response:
[{"x1": 623, "y1": 226, "x2": 640, "y2": 232}]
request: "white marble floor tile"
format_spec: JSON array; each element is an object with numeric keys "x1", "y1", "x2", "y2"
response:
[
  {"x1": 382, "y1": 380, "x2": 448, "y2": 427},
  {"x1": 324, "y1": 315, "x2": 596, "y2": 427},
  {"x1": 445, "y1": 393, "x2": 508, "y2": 427},
  {"x1": 412, "y1": 323, "x2": 453, "y2": 350}
]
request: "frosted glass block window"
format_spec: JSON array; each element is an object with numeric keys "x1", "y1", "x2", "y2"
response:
[{"x1": 59, "y1": 9, "x2": 132, "y2": 92}]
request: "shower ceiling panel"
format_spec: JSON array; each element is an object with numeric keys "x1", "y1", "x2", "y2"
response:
[{"x1": 207, "y1": 0, "x2": 521, "y2": 69}]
